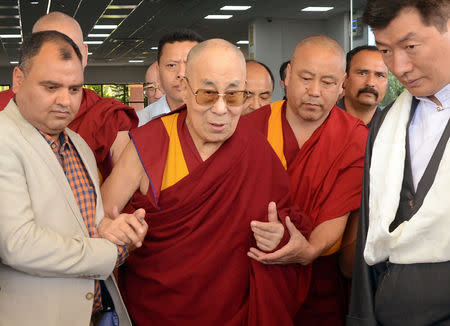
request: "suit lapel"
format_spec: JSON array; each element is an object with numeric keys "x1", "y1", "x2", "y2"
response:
[{"x1": 4, "y1": 101, "x2": 89, "y2": 236}]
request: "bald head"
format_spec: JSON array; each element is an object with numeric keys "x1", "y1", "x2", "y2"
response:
[
  {"x1": 32, "y1": 12, "x2": 88, "y2": 68},
  {"x1": 243, "y1": 61, "x2": 274, "y2": 114},
  {"x1": 285, "y1": 35, "x2": 346, "y2": 126},
  {"x1": 144, "y1": 61, "x2": 164, "y2": 104},
  {"x1": 186, "y1": 39, "x2": 245, "y2": 79},
  {"x1": 291, "y1": 35, "x2": 345, "y2": 74}
]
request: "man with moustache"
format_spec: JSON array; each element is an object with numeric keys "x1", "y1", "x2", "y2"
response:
[
  {"x1": 244, "y1": 36, "x2": 368, "y2": 326},
  {"x1": 143, "y1": 61, "x2": 164, "y2": 105},
  {"x1": 242, "y1": 60, "x2": 274, "y2": 115},
  {"x1": 0, "y1": 12, "x2": 138, "y2": 180},
  {"x1": 337, "y1": 46, "x2": 388, "y2": 126},
  {"x1": 137, "y1": 29, "x2": 204, "y2": 125},
  {"x1": 348, "y1": 1, "x2": 450, "y2": 325}
]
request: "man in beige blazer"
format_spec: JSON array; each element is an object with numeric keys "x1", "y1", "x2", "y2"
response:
[{"x1": 0, "y1": 31, "x2": 147, "y2": 325}]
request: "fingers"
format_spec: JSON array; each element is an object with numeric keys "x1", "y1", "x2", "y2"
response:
[
  {"x1": 267, "y1": 201, "x2": 278, "y2": 223},
  {"x1": 134, "y1": 208, "x2": 146, "y2": 222},
  {"x1": 285, "y1": 216, "x2": 298, "y2": 236}
]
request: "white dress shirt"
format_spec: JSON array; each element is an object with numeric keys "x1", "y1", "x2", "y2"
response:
[
  {"x1": 137, "y1": 94, "x2": 171, "y2": 127},
  {"x1": 409, "y1": 84, "x2": 450, "y2": 190}
]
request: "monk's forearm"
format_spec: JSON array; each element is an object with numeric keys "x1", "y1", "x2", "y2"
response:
[{"x1": 307, "y1": 214, "x2": 349, "y2": 262}]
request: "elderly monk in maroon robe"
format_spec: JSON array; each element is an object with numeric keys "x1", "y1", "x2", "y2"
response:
[
  {"x1": 244, "y1": 36, "x2": 368, "y2": 326},
  {"x1": 100, "y1": 39, "x2": 311, "y2": 326},
  {"x1": 0, "y1": 12, "x2": 137, "y2": 179}
]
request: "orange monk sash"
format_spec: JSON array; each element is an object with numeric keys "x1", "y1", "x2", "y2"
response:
[
  {"x1": 267, "y1": 100, "x2": 288, "y2": 170},
  {"x1": 160, "y1": 113, "x2": 189, "y2": 191}
]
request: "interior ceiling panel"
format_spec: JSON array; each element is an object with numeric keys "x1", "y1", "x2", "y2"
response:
[{"x1": 0, "y1": 0, "x2": 349, "y2": 66}]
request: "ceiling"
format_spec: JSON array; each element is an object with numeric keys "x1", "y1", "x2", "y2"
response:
[{"x1": 0, "y1": 0, "x2": 350, "y2": 67}]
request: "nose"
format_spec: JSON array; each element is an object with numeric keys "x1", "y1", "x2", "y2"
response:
[
  {"x1": 390, "y1": 50, "x2": 413, "y2": 80},
  {"x1": 366, "y1": 73, "x2": 376, "y2": 87},
  {"x1": 177, "y1": 62, "x2": 186, "y2": 80},
  {"x1": 307, "y1": 79, "x2": 321, "y2": 97},
  {"x1": 211, "y1": 95, "x2": 227, "y2": 115},
  {"x1": 56, "y1": 89, "x2": 71, "y2": 107}
]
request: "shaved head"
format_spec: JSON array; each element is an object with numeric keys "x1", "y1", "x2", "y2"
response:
[
  {"x1": 292, "y1": 35, "x2": 346, "y2": 74},
  {"x1": 186, "y1": 39, "x2": 245, "y2": 79},
  {"x1": 32, "y1": 12, "x2": 88, "y2": 68}
]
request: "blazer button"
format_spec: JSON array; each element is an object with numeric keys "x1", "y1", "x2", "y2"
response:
[{"x1": 86, "y1": 292, "x2": 94, "y2": 300}]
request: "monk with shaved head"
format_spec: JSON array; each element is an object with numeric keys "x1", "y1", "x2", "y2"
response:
[
  {"x1": 100, "y1": 38, "x2": 311, "y2": 325},
  {"x1": 0, "y1": 11, "x2": 138, "y2": 180},
  {"x1": 244, "y1": 35, "x2": 368, "y2": 325}
]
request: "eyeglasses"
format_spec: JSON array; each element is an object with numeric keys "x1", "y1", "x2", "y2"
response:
[
  {"x1": 143, "y1": 82, "x2": 161, "y2": 97},
  {"x1": 185, "y1": 78, "x2": 248, "y2": 106}
]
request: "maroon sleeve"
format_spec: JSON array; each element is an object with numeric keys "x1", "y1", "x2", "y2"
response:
[{"x1": 0, "y1": 89, "x2": 15, "y2": 111}]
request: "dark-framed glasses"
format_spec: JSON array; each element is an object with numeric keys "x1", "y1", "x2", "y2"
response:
[
  {"x1": 143, "y1": 82, "x2": 161, "y2": 97},
  {"x1": 185, "y1": 78, "x2": 248, "y2": 106}
]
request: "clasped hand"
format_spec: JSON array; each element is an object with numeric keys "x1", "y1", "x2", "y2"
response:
[{"x1": 95, "y1": 206, "x2": 147, "y2": 251}]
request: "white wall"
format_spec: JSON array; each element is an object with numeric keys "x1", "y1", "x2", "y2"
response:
[{"x1": 249, "y1": 13, "x2": 350, "y2": 101}]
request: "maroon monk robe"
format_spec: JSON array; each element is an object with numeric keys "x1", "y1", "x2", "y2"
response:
[
  {"x1": 0, "y1": 88, "x2": 138, "y2": 178},
  {"x1": 243, "y1": 101, "x2": 368, "y2": 326},
  {"x1": 120, "y1": 107, "x2": 312, "y2": 326}
]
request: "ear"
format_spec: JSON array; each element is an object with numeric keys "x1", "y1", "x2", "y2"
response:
[
  {"x1": 342, "y1": 72, "x2": 348, "y2": 90},
  {"x1": 12, "y1": 66, "x2": 24, "y2": 94},
  {"x1": 81, "y1": 43, "x2": 89, "y2": 69},
  {"x1": 284, "y1": 63, "x2": 291, "y2": 88}
]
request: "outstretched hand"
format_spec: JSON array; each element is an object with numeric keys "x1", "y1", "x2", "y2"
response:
[
  {"x1": 250, "y1": 201, "x2": 285, "y2": 252},
  {"x1": 96, "y1": 206, "x2": 147, "y2": 250},
  {"x1": 248, "y1": 215, "x2": 313, "y2": 265}
]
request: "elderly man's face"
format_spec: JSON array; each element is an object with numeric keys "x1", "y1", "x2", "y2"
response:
[
  {"x1": 13, "y1": 42, "x2": 83, "y2": 138},
  {"x1": 374, "y1": 8, "x2": 450, "y2": 97},
  {"x1": 344, "y1": 50, "x2": 388, "y2": 108},
  {"x1": 183, "y1": 49, "x2": 246, "y2": 148},
  {"x1": 144, "y1": 63, "x2": 164, "y2": 104},
  {"x1": 243, "y1": 62, "x2": 273, "y2": 115},
  {"x1": 285, "y1": 44, "x2": 344, "y2": 124}
]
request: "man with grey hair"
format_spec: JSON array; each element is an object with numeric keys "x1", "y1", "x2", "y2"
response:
[
  {"x1": 101, "y1": 38, "x2": 311, "y2": 325},
  {"x1": 244, "y1": 35, "x2": 368, "y2": 326},
  {"x1": 142, "y1": 61, "x2": 165, "y2": 105}
]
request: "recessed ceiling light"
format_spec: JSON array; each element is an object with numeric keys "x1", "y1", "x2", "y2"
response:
[
  {"x1": 220, "y1": 6, "x2": 251, "y2": 10},
  {"x1": 10, "y1": 61, "x2": 18, "y2": 64},
  {"x1": 107, "y1": 5, "x2": 138, "y2": 9},
  {"x1": 204, "y1": 15, "x2": 233, "y2": 19},
  {"x1": 93, "y1": 25, "x2": 118, "y2": 29},
  {"x1": 151, "y1": 46, "x2": 158, "y2": 50},
  {"x1": 30, "y1": 1, "x2": 39, "y2": 4},
  {"x1": 0, "y1": 15, "x2": 19, "y2": 18},
  {"x1": 88, "y1": 34, "x2": 110, "y2": 38},
  {"x1": 102, "y1": 15, "x2": 128, "y2": 19},
  {"x1": 0, "y1": 34, "x2": 21, "y2": 38},
  {"x1": 301, "y1": 6, "x2": 334, "y2": 12},
  {"x1": 129, "y1": 59, "x2": 144, "y2": 63},
  {"x1": 236, "y1": 40, "x2": 249, "y2": 44},
  {"x1": 88, "y1": 52, "x2": 93, "y2": 55},
  {"x1": 84, "y1": 41, "x2": 103, "y2": 45}
]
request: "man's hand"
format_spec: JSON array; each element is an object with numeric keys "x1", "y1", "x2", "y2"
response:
[
  {"x1": 248, "y1": 216, "x2": 314, "y2": 265},
  {"x1": 96, "y1": 206, "x2": 147, "y2": 249},
  {"x1": 250, "y1": 202, "x2": 285, "y2": 252}
]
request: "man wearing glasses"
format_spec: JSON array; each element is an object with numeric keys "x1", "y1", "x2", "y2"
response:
[
  {"x1": 101, "y1": 39, "x2": 311, "y2": 326},
  {"x1": 143, "y1": 61, "x2": 164, "y2": 105}
]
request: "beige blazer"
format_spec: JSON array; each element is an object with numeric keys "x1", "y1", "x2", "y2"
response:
[{"x1": 0, "y1": 100, "x2": 131, "y2": 326}]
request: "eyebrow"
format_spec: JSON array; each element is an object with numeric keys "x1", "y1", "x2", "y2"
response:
[
  {"x1": 376, "y1": 32, "x2": 417, "y2": 46},
  {"x1": 201, "y1": 79, "x2": 241, "y2": 88},
  {"x1": 39, "y1": 80, "x2": 83, "y2": 88}
]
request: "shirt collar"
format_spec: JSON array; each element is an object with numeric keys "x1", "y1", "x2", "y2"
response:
[
  {"x1": 39, "y1": 130, "x2": 70, "y2": 151},
  {"x1": 416, "y1": 83, "x2": 450, "y2": 109}
]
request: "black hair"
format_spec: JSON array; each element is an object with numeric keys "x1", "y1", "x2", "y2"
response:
[
  {"x1": 246, "y1": 60, "x2": 275, "y2": 90},
  {"x1": 363, "y1": 0, "x2": 449, "y2": 32},
  {"x1": 346, "y1": 45, "x2": 379, "y2": 73},
  {"x1": 157, "y1": 29, "x2": 204, "y2": 62},
  {"x1": 19, "y1": 30, "x2": 82, "y2": 73}
]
